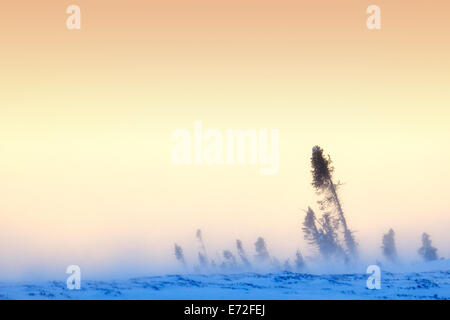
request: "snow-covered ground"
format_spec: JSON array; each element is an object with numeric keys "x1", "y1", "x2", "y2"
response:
[{"x1": 1, "y1": 260, "x2": 449, "y2": 300}]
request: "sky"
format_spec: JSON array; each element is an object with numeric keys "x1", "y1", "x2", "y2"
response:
[{"x1": 0, "y1": 1, "x2": 449, "y2": 279}]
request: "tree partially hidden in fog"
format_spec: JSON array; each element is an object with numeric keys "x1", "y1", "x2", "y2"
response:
[
  {"x1": 174, "y1": 243, "x2": 186, "y2": 267},
  {"x1": 418, "y1": 233, "x2": 438, "y2": 262},
  {"x1": 196, "y1": 229, "x2": 209, "y2": 268},
  {"x1": 309, "y1": 146, "x2": 358, "y2": 258},
  {"x1": 283, "y1": 259, "x2": 292, "y2": 271},
  {"x1": 303, "y1": 207, "x2": 344, "y2": 260},
  {"x1": 222, "y1": 250, "x2": 238, "y2": 270},
  {"x1": 294, "y1": 250, "x2": 305, "y2": 271},
  {"x1": 236, "y1": 240, "x2": 251, "y2": 268},
  {"x1": 381, "y1": 229, "x2": 398, "y2": 262},
  {"x1": 254, "y1": 237, "x2": 270, "y2": 264}
]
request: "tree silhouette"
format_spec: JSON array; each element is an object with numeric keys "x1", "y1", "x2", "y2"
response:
[
  {"x1": 418, "y1": 233, "x2": 438, "y2": 261},
  {"x1": 381, "y1": 229, "x2": 397, "y2": 262},
  {"x1": 308, "y1": 146, "x2": 357, "y2": 259}
]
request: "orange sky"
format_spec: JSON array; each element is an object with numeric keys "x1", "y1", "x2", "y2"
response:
[{"x1": 0, "y1": 1, "x2": 449, "y2": 278}]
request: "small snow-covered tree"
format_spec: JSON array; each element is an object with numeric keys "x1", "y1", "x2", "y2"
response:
[
  {"x1": 236, "y1": 239, "x2": 251, "y2": 268},
  {"x1": 418, "y1": 233, "x2": 438, "y2": 262},
  {"x1": 198, "y1": 252, "x2": 208, "y2": 268},
  {"x1": 196, "y1": 229, "x2": 209, "y2": 268},
  {"x1": 222, "y1": 250, "x2": 238, "y2": 270},
  {"x1": 302, "y1": 207, "x2": 344, "y2": 260},
  {"x1": 283, "y1": 259, "x2": 292, "y2": 271},
  {"x1": 381, "y1": 229, "x2": 397, "y2": 262},
  {"x1": 303, "y1": 207, "x2": 320, "y2": 245},
  {"x1": 174, "y1": 243, "x2": 186, "y2": 267},
  {"x1": 294, "y1": 250, "x2": 305, "y2": 271},
  {"x1": 254, "y1": 237, "x2": 270, "y2": 264}
]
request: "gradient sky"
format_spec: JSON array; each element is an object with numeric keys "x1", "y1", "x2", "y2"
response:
[{"x1": 0, "y1": 1, "x2": 449, "y2": 279}]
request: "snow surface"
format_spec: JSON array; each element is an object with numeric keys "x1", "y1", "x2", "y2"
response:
[{"x1": 1, "y1": 260, "x2": 449, "y2": 300}]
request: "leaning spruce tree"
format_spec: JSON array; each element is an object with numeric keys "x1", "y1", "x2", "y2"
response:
[
  {"x1": 236, "y1": 240, "x2": 251, "y2": 268},
  {"x1": 196, "y1": 229, "x2": 209, "y2": 268},
  {"x1": 310, "y1": 146, "x2": 357, "y2": 259}
]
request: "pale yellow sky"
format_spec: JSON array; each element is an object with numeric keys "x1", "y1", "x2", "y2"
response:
[{"x1": 0, "y1": 1, "x2": 449, "y2": 277}]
